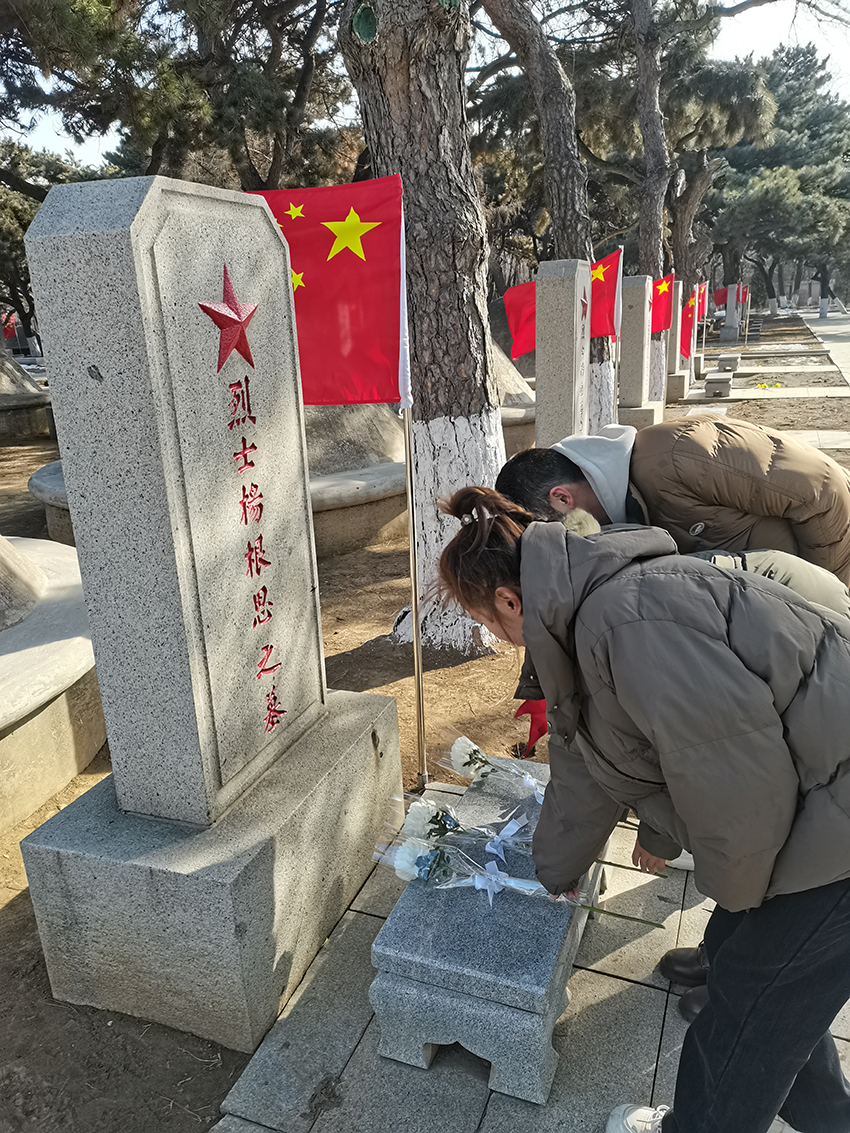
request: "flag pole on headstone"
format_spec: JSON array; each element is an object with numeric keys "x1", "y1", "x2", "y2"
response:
[{"x1": 396, "y1": 213, "x2": 427, "y2": 789}]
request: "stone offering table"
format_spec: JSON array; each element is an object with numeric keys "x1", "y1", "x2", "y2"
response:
[{"x1": 370, "y1": 758, "x2": 604, "y2": 1104}]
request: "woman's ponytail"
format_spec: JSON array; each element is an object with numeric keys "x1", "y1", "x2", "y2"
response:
[{"x1": 437, "y1": 486, "x2": 534, "y2": 615}]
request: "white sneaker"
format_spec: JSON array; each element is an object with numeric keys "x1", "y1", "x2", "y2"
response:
[
  {"x1": 767, "y1": 1119, "x2": 802, "y2": 1133},
  {"x1": 667, "y1": 851, "x2": 695, "y2": 871},
  {"x1": 606, "y1": 1104, "x2": 670, "y2": 1133}
]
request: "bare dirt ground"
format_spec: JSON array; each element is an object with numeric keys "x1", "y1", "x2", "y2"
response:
[{"x1": 0, "y1": 309, "x2": 843, "y2": 1131}]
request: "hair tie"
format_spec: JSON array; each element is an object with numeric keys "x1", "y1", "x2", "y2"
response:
[{"x1": 460, "y1": 513, "x2": 474, "y2": 526}]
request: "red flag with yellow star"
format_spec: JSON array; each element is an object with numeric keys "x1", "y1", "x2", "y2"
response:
[
  {"x1": 590, "y1": 248, "x2": 623, "y2": 338},
  {"x1": 651, "y1": 273, "x2": 674, "y2": 333},
  {"x1": 680, "y1": 288, "x2": 697, "y2": 359},
  {"x1": 502, "y1": 281, "x2": 537, "y2": 358},
  {"x1": 253, "y1": 176, "x2": 411, "y2": 406},
  {"x1": 698, "y1": 281, "x2": 708, "y2": 319}
]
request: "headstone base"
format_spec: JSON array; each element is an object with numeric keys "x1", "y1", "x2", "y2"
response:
[
  {"x1": 692, "y1": 354, "x2": 706, "y2": 379},
  {"x1": 21, "y1": 690, "x2": 400, "y2": 1052},
  {"x1": 617, "y1": 404, "x2": 664, "y2": 430},
  {"x1": 719, "y1": 324, "x2": 740, "y2": 343},
  {"x1": 666, "y1": 371, "x2": 690, "y2": 404}
]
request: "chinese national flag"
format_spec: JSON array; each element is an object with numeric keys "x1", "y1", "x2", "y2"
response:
[
  {"x1": 590, "y1": 248, "x2": 623, "y2": 338},
  {"x1": 651, "y1": 273, "x2": 674, "y2": 333},
  {"x1": 737, "y1": 283, "x2": 749, "y2": 303},
  {"x1": 680, "y1": 289, "x2": 697, "y2": 359},
  {"x1": 2, "y1": 312, "x2": 15, "y2": 339},
  {"x1": 698, "y1": 282, "x2": 708, "y2": 319},
  {"x1": 714, "y1": 286, "x2": 729, "y2": 308},
  {"x1": 253, "y1": 176, "x2": 411, "y2": 406},
  {"x1": 503, "y1": 281, "x2": 537, "y2": 359}
]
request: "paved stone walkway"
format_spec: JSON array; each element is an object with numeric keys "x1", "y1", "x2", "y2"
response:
[
  {"x1": 210, "y1": 812, "x2": 850, "y2": 1133},
  {"x1": 803, "y1": 312, "x2": 850, "y2": 384}
]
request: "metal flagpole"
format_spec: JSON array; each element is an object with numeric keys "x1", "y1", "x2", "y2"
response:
[
  {"x1": 701, "y1": 284, "x2": 708, "y2": 353},
  {"x1": 403, "y1": 407, "x2": 428, "y2": 790}
]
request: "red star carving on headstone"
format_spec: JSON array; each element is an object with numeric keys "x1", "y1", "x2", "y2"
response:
[
  {"x1": 581, "y1": 288, "x2": 588, "y2": 320},
  {"x1": 199, "y1": 264, "x2": 258, "y2": 372}
]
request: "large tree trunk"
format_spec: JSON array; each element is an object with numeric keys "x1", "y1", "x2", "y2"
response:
[
  {"x1": 339, "y1": 0, "x2": 504, "y2": 654},
  {"x1": 482, "y1": 0, "x2": 613, "y2": 430},
  {"x1": 482, "y1": 0, "x2": 591, "y2": 261},
  {"x1": 669, "y1": 154, "x2": 717, "y2": 296},
  {"x1": 630, "y1": 0, "x2": 671, "y2": 280}
]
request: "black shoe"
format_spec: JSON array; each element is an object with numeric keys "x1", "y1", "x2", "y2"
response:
[
  {"x1": 678, "y1": 984, "x2": 709, "y2": 1023},
  {"x1": 658, "y1": 944, "x2": 708, "y2": 987}
]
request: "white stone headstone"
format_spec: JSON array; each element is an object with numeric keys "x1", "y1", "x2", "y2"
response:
[
  {"x1": 534, "y1": 260, "x2": 592, "y2": 444},
  {"x1": 26, "y1": 177, "x2": 325, "y2": 826}
]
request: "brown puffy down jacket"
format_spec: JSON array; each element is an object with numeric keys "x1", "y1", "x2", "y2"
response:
[
  {"x1": 628, "y1": 416, "x2": 850, "y2": 584},
  {"x1": 520, "y1": 521, "x2": 850, "y2": 913}
]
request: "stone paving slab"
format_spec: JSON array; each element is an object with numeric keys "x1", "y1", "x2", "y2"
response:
[
  {"x1": 652, "y1": 994, "x2": 689, "y2": 1107},
  {"x1": 682, "y1": 387, "x2": 850, "y2": 403},
  {"x1": 349, "y1": 864, "x2": 407, "y2": 919},
  {"x1": 309, "y1": 1017, "x2": 492, "y2": 1133},
  {"x1": 221, "y1": 910, "x2": 380, "y2": 1133},
  {"x1": 212, "y1": 1117, "x2": 279, "y2": 1132},
  {"x1": 477, "y1": 968, "x2": 667, "y2": 1133},
  {"x1": 784, "y1": 430, "x2": 850, "y2": 449},
  {"x1": 674, "y1": 874, "x2": 714, "y2": 954},
  {"x1": 575, "y1": 861, "x2": 686, "y2": 989}
]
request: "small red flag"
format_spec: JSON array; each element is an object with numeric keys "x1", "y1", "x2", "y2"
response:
[
  {"x1": 253, "y1": 176, "x2": 410, "y2": 407},
  {"x1": 590, "y1": 248, "x2": 623, "y2": 338},
  {"x1": 698, "y1": 282, "x2": 708, "y2": 319},
  {"x1": 651, "y1": 273, "x2": 674, "y2": 333},
  {"x1": 2, "y1": 312, "x2": 15, "y2": 339},
  {"x1": 680, "y1": 289, "x2": 697, "y2": 359},
  {"x1": 714, "y1": 286, "x2": 729, "y2": 308},
  {"x1": 503, "y1": 281, "x2": 537, "y2": 359},
  {"x1": 737, "y1": 283, "x2": 749, "y2": 303}
]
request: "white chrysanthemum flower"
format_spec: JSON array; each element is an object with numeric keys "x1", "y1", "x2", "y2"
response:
[
  {"x1": 449, "y1": 735, "x2": 485, "y2": 777},
  {"x1": 402, "y1": 798, "x2": 439, "y2": 840},
  {"x1": 391, "y1": 837, "x2": 432, "y2": 881}
]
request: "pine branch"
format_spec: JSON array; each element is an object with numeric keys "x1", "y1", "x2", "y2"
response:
[
  {"x1": 0, "y1": 166, "x2": 48, "y2": 202},
  {"x1": 577, "y1": 136, "x2": 642, "y2": 184}
]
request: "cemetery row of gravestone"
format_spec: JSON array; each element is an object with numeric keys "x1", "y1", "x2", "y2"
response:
[{"x1": 11, "y1": 173, "x2": 704, "y2": 1058}]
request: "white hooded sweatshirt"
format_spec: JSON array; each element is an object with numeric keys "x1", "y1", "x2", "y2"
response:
[{"x1": 550, "y1": 424, "x2": 637, "y2": 525}]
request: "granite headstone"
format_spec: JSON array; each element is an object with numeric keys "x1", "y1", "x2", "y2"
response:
[{"x1": 21, "y1": 176, "x2": 401, "y2": 1050}]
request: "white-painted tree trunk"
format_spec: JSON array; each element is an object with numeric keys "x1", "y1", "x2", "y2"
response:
[
  {"x1": 820, "y1": 297, "x2": 830, "y2": 319},
  {"x1": 588, "y1": 360, "x2": 616, "y2": 434},
  {"x1": 769, "y1": 297, "x2": 778, "y2": 316},
  {"x1": 391, "y1": 407, "x2": 506, "y2": 655},
  {"x1": 647, "y1": 339, "x2": 667, "y2": 404}
]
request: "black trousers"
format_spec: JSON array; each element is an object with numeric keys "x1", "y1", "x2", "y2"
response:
[{"x1": 662, "y1": 877, "x2": 850, "y2": 1133}]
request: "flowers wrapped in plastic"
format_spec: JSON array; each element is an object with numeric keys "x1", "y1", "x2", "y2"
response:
[
  {"x1": 441, "y1": 736, "x2": 546, "y2": 804},
  {"x1": 399, "y1": 794, "x2": 532, "y2": 861},
  {"x1": 376, "y1": 839, "x2": 662, "y2": 925}
]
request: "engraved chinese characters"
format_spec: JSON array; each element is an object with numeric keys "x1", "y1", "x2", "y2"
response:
[{"x1": 201, "y1": 264, "x2": 287, "y2": 738}]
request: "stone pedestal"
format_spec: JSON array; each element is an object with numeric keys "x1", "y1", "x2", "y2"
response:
[
  {"x1": 370, "y1": 758, "x2": 603, "y2": 1105},
  {"x1": 618, "y1": 276, "x2": 662, "y2": 428},
  {"x1": 23, "y1": 176, "x2": 401, "y2": 1050},
  {"x1": 535, "y1": 260, "x2": 591, "y2": 445},
  {"x1": 23, "y1": 690, "x2": 398, "y2": 1051}
]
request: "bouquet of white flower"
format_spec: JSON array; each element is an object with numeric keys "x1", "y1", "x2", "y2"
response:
[
  {"x1": 441, "y1": 736, "x2": 546, "y2": 804},
  {"x1": 399, "y1": 794, "x2": 532, "y2": 856}
]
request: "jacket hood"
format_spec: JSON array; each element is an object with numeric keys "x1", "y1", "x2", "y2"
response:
[
  {"x1": 519, "y1": 520, "x2": 677, "y2": 741},
  {"x1": 551, "y1": 424, "x2": 636, "y2": 524}
]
